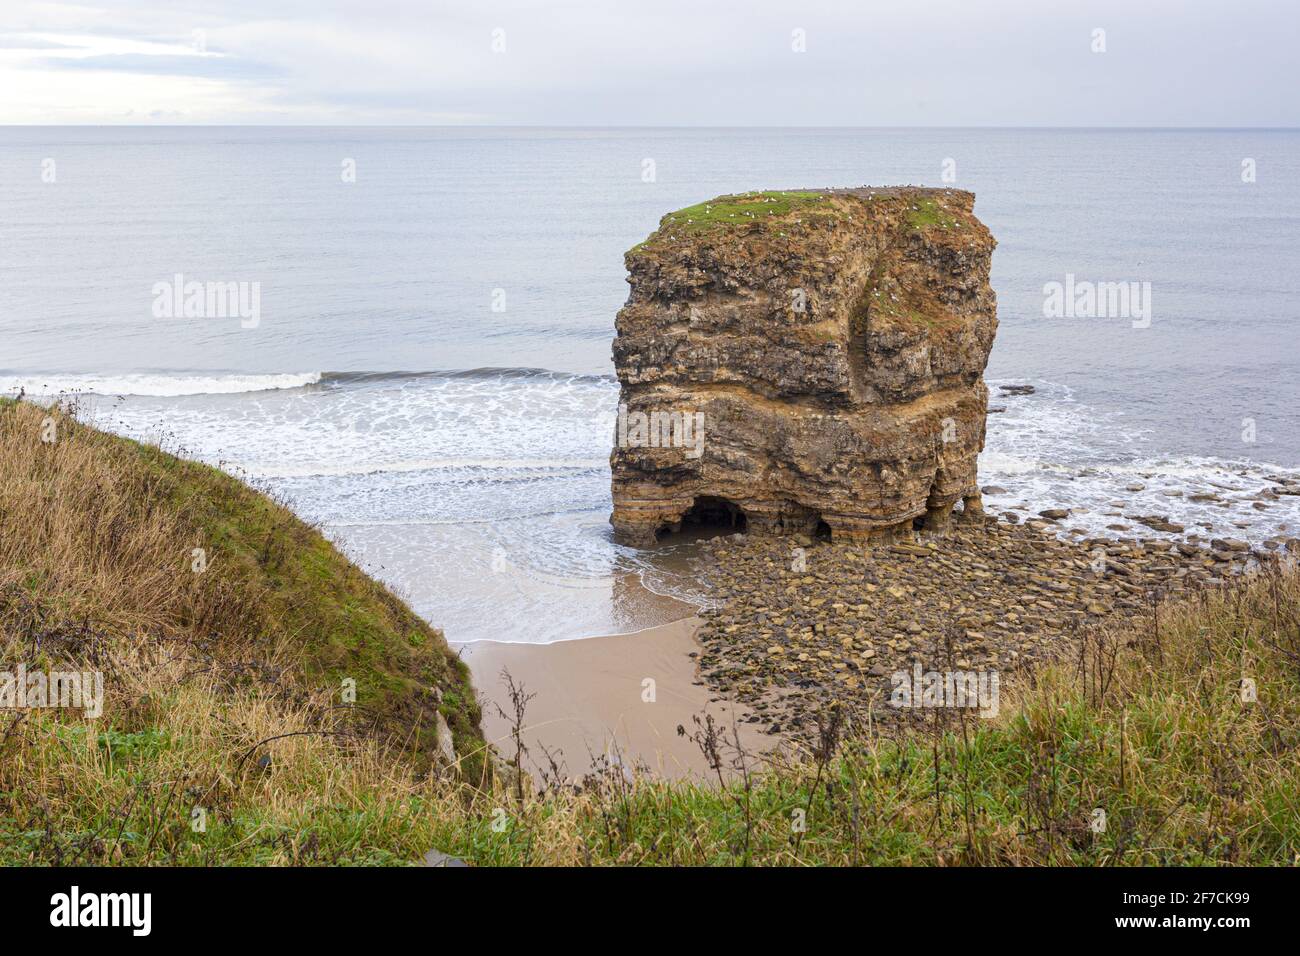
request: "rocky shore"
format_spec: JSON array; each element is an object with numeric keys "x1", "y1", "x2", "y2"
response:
[
  {"x1": 980, "y1": 451, "x2": 1300, "y2": 548},
  {"x1": 692, "y1": 509, "x2": 1295, "y2": 742}
]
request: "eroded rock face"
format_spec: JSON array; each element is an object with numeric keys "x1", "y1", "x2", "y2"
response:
[{"x1": 610, "y1": 187, "x2": 998, "y2": 545}]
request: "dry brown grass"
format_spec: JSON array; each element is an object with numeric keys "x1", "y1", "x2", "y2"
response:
[{"x1": 0, "y1": 396, "x2": 483, "y2": 776}]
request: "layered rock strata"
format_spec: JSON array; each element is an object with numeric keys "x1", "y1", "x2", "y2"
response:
[{"x1": 610, "y1": 187, "x2": 998, "y2": 545}]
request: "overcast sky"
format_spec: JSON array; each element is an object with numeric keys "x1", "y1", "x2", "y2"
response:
[{"x1": 2, "y1": 0, "x2": 1296, "y2": 126}]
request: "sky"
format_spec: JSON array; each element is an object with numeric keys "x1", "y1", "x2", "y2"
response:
[{"x1": 1, "y1": 0, "x2": 1296, "y2": 126}]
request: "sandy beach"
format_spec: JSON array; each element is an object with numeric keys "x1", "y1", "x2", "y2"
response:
[{"x1": 458, "y1": 616, "x2": 771, "y2": 780}]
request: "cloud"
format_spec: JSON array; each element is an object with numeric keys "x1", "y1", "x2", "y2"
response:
[
  {"x1": 37, "y1": 53, "x2": 282, "y2": 79},
  {"x1": 0, "y1": 0, "x2": 1296, "y2": 125},
  {"x1": 0, "y1": 34, "x2": 85, "y2": 50}
]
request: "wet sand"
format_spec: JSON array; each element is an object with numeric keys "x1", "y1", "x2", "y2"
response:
[{"x1": 457, "y1": 617, "x2": 771, "y2": 780}]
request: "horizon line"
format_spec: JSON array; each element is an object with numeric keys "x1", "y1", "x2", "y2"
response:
[{"x1": 2, "y1": 123, "x2": 1298, "y2": 131}]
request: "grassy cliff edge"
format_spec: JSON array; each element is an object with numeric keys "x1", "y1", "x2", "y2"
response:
[{"x1": 0, "y1": 397, "x2": 487, "y2": 863}]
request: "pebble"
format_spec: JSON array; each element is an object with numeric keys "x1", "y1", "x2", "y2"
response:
[{"x1": 693, "y1": 513, "x2": 1273, "y2": 744}]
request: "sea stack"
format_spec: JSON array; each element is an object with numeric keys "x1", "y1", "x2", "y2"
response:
[{"x1": 610, "y1": 187, "x2": 998, "y2": 546}]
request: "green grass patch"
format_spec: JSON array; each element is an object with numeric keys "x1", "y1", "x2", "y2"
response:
[
  {"x1": 905, "y1": 197, "x2": 960, "y2": 232},
  {"x1": 631, "y1": 190, "x2": 829, "y2": 250}
]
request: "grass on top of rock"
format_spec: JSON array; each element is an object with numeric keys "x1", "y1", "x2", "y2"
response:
[
  {"x1": 904, "y1": 196, "x2": 961, "y2": 232},
  {"x1": 631, "y1": 190, "x2": 828, "y2": 249}
]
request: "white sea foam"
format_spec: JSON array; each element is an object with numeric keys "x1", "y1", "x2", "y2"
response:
[
  {"x1": 981, "y1": 385, "x2": 1300, "y2": 546},
  {"x1": 0, "y1": 372, "x2": 322, "y2": 397},
  {"x1": 249, "y1": 457, "x2": 608, "y2": 480}
]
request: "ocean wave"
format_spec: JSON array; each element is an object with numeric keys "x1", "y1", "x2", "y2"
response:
[
  {"x1": 0, "y1": 371, "x2": 323, "y2": 397},
  {"x1": 319, "y1": 368, "x2": 618, "y2": 388},
  {"x1": 0, "y1": 367, "x2": 616, "y2": 398},
  {"x1": 1106, "y1": 455, "x2": 1300, "y2": 481},
  {"x1": 250, "y1": 457, "x2": 609, "y2": 479},
  {"x1": 981, "y1": 449, "x2": 1300, "y2": 485},
  {"x1": 976, "y1": 450, "x2": 1064, "y2": 476}
]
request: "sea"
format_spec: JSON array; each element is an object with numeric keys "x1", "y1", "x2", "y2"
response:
[{"x1": 2, "y1": 127, "x2": 1298, "y2": 643}]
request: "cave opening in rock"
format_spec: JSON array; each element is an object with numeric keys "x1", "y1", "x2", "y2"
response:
[
  {"x1": 815, "y1": 519, "x2": 833, "y2": 542},
  {"x1": 664, "y1": 495, "x2": 748, "y2": 540}
]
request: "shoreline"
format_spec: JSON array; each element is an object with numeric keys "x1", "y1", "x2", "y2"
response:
[
  {"x1": 457, "y1": 616, "x2": 771, "y2": 781},
  {"x1": 460, "y1": 492, "x2": 1300, "y2": 776}
]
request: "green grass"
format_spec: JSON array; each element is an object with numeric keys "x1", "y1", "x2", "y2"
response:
[
  {"x1": 631, "y1": 190, "x2": 828, "y2": 250},
  {"x1": 905, "y1": 197, "x2": 960, "y2": 232}
]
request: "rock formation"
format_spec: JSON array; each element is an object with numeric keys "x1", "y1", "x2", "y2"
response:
[{"x1": 610, "y1": 187, "x2": 998, "y2": 545}]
